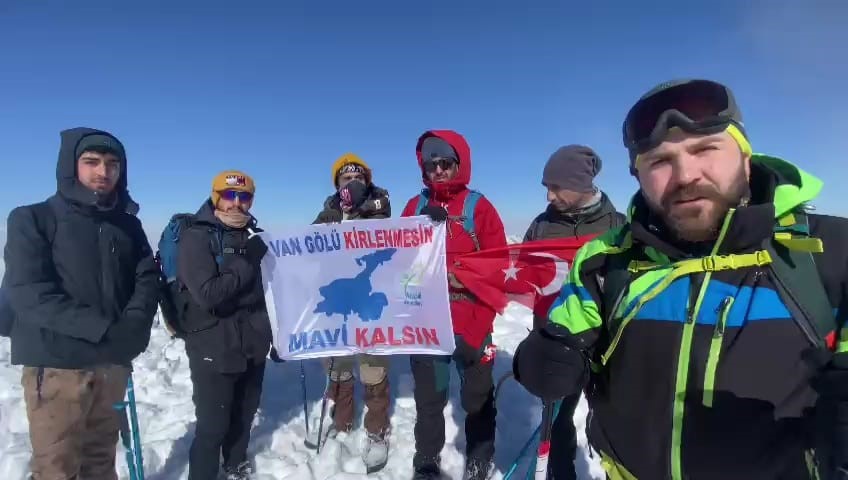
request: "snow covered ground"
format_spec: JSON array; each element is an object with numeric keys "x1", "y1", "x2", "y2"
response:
[{"x1": 0, "y1": 303, "x2": 604, "y2": 480}]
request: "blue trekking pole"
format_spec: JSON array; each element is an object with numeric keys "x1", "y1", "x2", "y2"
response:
[
  {"x1": 114, "y1": 374, "x2": 145, "y2": 480},
  {"x1": 503, "y1": 422, "x2": 542, "y2": 480},
  {"x1": 117, "y1": 411, "x2": 138, "y2": 480},
  {"x1": 127, "y1": 375, "x2": 145, "y2": 479}
]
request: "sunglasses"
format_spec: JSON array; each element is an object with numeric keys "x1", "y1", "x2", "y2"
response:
[
  {"x1": 423, "y1": 157, "x2": 458, "y2": 173},
  {"x1": 623, "y1": 79, "x2": 741, "y2": 155},
  {"x1": 219, "y1": 190, "x2": 254, "y2": 202}
]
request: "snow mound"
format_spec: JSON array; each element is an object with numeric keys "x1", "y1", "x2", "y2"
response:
[{"x1": 0, "y1": 305, "x2": 603, "y2": 479}]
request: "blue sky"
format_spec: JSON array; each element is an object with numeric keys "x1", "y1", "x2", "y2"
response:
[{"x1": 1, "y1": 0, "x2": 846, "y2": 243}]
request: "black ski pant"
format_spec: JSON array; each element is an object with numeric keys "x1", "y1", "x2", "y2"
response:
[
  {"x1": 548, "y1": 393, "x2": 580, "y2": 480},
  {"x1": 188, "y1": 356, "x2": 265, "y2": 480},
  {"x1": 410, "y1": 353, "x2": 496, "y2": 468}
]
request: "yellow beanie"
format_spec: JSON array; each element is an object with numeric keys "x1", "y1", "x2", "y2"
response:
[
  {"x1": 331, "y1": 153, "x2": 372, "y2": 187},
  {"x1": 211, "y1": 170, "x2": 255, "y2": 206}
]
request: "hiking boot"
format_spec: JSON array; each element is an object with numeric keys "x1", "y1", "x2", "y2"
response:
[
  {"x1": 362, "y1": 431, "x2": 389, "y2": 473},
  {"x1": 462, "y1": 458, "x2": 494, "y2": 480},
  {"x1": 224, "y1": 460, "x2": 253, "y2": 480},
  {"x1": 412, "y1": 455, "x2": 442, "y2": 480}
]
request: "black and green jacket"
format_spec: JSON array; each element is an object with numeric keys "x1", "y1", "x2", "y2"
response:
[{"x1": 547, "y1": 155, "x2": 848, "y2": 479}]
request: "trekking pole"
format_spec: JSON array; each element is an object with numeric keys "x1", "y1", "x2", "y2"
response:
[
  {"x1": 316, "y1": 357, "x2": 335, "y2": 454},
  {"x1": 525, "y1": 400, "x2": 560, "y2": 480},
  {"x1": 503, "y1": 422, "x2": 542, "y2": 480},
  {"x1": 117, "y1": 407, "x2": 139, "y2": 480},
  {"x1": 126, "y1": 374, "x2": 145, "y2": 480},
  {"x1": 300, "y1": 361, "x2": 310, "y2": 436}
]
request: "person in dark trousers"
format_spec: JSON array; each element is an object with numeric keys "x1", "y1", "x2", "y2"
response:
[
  {"x1": 306, "y1": 152, "x2": 392, "y2": 473},
  {"x1": 523, "y1": 145, "x2": 625, "y2": 480},
  {"x1": 3, "y1": 128, "x2": 159, "y2": 480},
  {"x1": 513, "y1": 78, "x2": 848, "y2": 479},
  {"x1": 177, "y1": 170, "x2": 272, "y2": 480},
  {"x1": 401, "y1": 130, "x2": 508, "y2": 480}
]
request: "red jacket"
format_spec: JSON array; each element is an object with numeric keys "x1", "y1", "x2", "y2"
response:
[{"x1": 401, "y1": 130, "x2": 507, "y2": 350}]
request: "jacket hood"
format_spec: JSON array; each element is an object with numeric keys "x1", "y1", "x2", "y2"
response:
[
  {"x1": 56, "y1": 127, "x2": 138, "y2": 214},
  {"x1": 626, "y1": 154, "x2": 822, "y2": 223},
  {"x1": 751, "y1": 154, "x2": 822, "y2": 218},
  {"x1": 416, "y1": 130, "x2": 471, "y2": 198}
]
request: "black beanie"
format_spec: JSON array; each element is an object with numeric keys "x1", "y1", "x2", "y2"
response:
[
  {"x1": 420, "y1": 136, "x2": 458, "y2": 161},
  {"x1": 75, "y1": 134, "x2": 126, "y2": 161},
  {"x1": 542, "y1": 145, "x2": 602, "y2": 193}
]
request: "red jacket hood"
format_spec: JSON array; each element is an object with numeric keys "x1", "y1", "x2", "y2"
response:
[{"x1": 416, "y1": 130, "x2": 471, "y2": 199}]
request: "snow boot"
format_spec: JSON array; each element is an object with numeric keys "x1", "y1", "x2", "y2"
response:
[
  {"x1": 362, "y1": 431, "x2": 389, "y2": 473},
  {"x1": 412, "y1": 455, "x2": 442, "y2": 480},
  {"x1": 462, "y1": 458, "x2": 494, "y2": 480},
  {"x1": 224, "y1": 460, "x2": 254, "y2": 480}
]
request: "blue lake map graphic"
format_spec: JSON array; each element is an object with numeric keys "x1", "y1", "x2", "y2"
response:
[{"x1": 313, "y1": 248, "x2": 397, "y2": 322}]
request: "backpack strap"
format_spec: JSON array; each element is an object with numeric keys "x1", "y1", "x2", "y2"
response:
[
  {"x1": 460, "y1": 190, "x2": 482, "y2": 251},
  {"x1": 415, "y1": 188, "x2": 482, "y2": 250},
  {"x1": 208, "y1": 227, "x2": 225, "y2": 266},
  {"x1": 414, "y1": 189, "x2": 430, "y2": 215},
  {"x1": 599, "y1": 226, "x2": 634, "y2": 331},
  {"x1": 765, "y1": 211, "x2": 835, "y2": 349}
]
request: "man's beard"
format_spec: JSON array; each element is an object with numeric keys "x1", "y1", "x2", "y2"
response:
[{"x1": 649, "y1": 168, "x2": 750, "y2": 243}]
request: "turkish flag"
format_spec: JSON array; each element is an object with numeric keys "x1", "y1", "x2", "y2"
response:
[{"x1": 452, "y1": 236, "x2": 597, "y2": 317}]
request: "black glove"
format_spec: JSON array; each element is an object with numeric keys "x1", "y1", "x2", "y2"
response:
[
  {"x1": 320, "y1": 209, "x2": 343, "y2": 223},
  {"x1": 269, "y1": 346, "x2": 286, "y2": 363},
  {"x1": 452, "y1": 337, "x2": 481, "y2": 368},
  {"x1": 804, "y1": 348, "x2": 848, "y2": 478},
  {"x1": 339, "y1": 180, "x2": 368, "y2": 212},
  {"x1": 513, "y1": 326, "x2": 587, "y2": 402},
  {"x1": 245, "y1": 234, "x2": 268, "y2": 265},
  {"x1": 420, "y1": 205, "x2": 448, "y2": 222}
]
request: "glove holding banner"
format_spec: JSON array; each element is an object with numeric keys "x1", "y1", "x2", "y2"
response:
[{"x1": 419, "y1": 205, "x2": 448, "y2": 223}]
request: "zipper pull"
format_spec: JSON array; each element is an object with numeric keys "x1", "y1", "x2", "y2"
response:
[
  {"x1": 714, "y1": 297, "x2": 733, "y2": 337},
  {"x1": 715, "y1": 297, "x2": 731, "y2": 313}
]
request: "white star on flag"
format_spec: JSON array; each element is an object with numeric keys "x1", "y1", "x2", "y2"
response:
[{"x1": 503, "y1": 261, "x2": 521, "y2": 281}]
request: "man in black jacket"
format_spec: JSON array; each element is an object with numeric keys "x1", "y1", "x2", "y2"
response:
[
  {"x1": 176, "y1": 170, "x2": 272, "y2": 480},
  {"x1": 523, "y1": 144, "x2": 625, "y2": 480},
  {"x1": 3, "y1": 127, "x2": 159, "y2": 480},
  {"x1": 306, "y1": 153, "x2": 392, "y2": 473}
]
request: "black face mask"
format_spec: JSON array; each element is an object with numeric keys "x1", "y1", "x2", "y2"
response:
[{"x1": 339, "y1": 179, "x2": 368, "y2": 211}]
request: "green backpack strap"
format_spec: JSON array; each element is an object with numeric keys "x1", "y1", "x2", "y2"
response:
[
  {"x1": 598, "y1": 226, "x2": 634, "y2": 320},
  {"x1": 764, "y1": 211, "x2": 836, "y2": 350}
]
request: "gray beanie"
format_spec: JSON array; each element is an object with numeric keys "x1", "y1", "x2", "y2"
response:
[{"x1": 542, "y1": 145, "x2": 602, "y2": 193}]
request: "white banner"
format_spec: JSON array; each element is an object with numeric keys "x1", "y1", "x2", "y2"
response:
[{"x1": 258, "y1": 216, "x2": 455, "y2": 360}]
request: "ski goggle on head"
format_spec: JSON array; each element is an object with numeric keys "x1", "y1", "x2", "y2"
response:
[
  {"x1": 623, "y1": 79, "x2": 752, "y2": 170},
  {"x1": 218, "y1": 190, "x2": 254, "y2": 202}
]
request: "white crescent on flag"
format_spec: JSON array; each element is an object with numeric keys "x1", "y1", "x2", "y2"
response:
[{"x1": 527, "y1": 252, "x2": 570, "y2": 296}]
